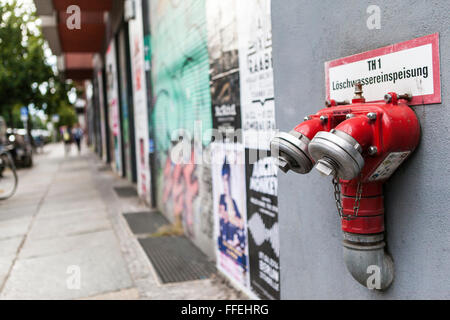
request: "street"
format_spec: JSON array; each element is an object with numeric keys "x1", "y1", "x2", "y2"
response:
[{"x1": 0, "y1": 144, "x2": 241, "y2": 300}]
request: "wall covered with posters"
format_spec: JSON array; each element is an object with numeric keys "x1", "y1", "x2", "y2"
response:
[
  {"x1": 150, "y1": 0, "x2": 279, "y2": 299},
  {"x1": 129, "y1": 0, "x2": 151, "y2": 204},
  {"x1": 206, "y1": 0, "x2": 248, "y2": 293},
  {"x1": 146, "y1": 0, "x2": 278, "y2": 299},
  {"x1": 237, "y1": 0, "x2": 280, "y2": 300},
  {"x1": 106, "y1": 39, "x2": 123, "y2": 175},
  {"x1": 149, "y1": 0, "x2": 215, "y2": 258}
]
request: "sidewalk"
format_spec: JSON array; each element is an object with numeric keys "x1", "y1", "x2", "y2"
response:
[{"x1": 0, "y1": 143, "x2": 241, "y2": 299}]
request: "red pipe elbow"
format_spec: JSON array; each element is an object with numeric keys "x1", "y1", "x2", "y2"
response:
[
  {"x1": 293, "y1": 118, "x2": 324, "y2": 140},
  {"x1": 335, "y1": 116, "x2": 374, "y2": 150}
]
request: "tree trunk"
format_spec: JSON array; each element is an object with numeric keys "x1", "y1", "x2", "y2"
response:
[
  {"x1": 26, "y1": 106, "x2": 35, "y2": 148},
  {"x1": 8, "y1": 108, "x2": 14, "y2": 129}
]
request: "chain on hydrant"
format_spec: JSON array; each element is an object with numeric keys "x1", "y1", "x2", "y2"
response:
[
  {"x1": 332, "y1": 173, "x2": 363, "y2": 220},
  {"x1": 271, "y1": 83, "x2": 420, "y2": 290}
]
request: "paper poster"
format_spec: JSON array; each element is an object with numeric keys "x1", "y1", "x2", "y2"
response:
[
  {"x1": 245, "y1": 149, "x2": 280, "y2": 299},
  {"x1": 206, "y1": 0, "x2": 241, "y2": 141},
  {"x1": 105, "y1": 39, "x2": 122, "y2": 175},
  {"x1": 129, "y1": 0, "x2": 151, "y2": 204},
  {"x1": 212, "y1": 142, "x2": 249, "y2": 290},
  {"x1": 237, "y1": 0, "x2": 276, "y2": 151}
]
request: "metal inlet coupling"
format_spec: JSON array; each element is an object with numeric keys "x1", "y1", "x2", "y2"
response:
[
  {"x1": 270, "y1": 130, "x2": 314, "y2": 174},
  {"x1": 308, "y1": 130, "x2": 364, "y2": 180},
  {"x1": 342, "y1": 232, "x2": 394, "y2": 290}
]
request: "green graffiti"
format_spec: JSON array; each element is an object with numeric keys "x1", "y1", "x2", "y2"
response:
[{"x1": 150, "y1": 0, "x2": 212, "y2": 153}]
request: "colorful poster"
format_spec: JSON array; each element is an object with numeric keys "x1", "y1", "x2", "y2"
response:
[
  {"x1": 245, "y1": 149, "x2": 280, "y2": 299},
  {"x1": 237, "y1": 0, "x2": 279, "y2": 299},
  {"x1": 150, "y1": 0, "x2": 215, "y2": 256},
  {"x1": 237, "y1": 0, "x2": 275, "y2": 151},
  {"x1": 106, "y1": 39, "x2": 122, "y2": 175},
  {"x1": 129, "y1": 0, "x2": 151, "y2": 204},
  {"x1": 206, "y1": 0, "x2": 241, "y2": 141},
  {"x1": 206, "y1": 0, "x2": 253, "y2": 293},
  {"x1": 212, "y1": 142, "x2": 249, "y2": 289}
]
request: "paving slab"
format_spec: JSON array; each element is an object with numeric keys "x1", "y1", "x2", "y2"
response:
[
  {"x1": 20, "y1": 230, "x2": 117, "y2": 259},
  {"x1": 0, "y1": 237, "x2": 23, "y2": 256},
  {"x1": 28, "y1": 213, "x2": 110, "y2": 240},
  {"x1": 0, "y1": 256, "x2": 14, "y2": 288},
  {"x1": 0, "y1": 217, "x2": 32, "y2": 241},
  {"x1": 37, "y1": 204, "x2": 107, "y2": 218},
  {"x1": 0, "y1": 242, "x2": 133, "y2": 300},
  {"x1": 0, "y1": 205, "x2": 36, "y2": 222}
]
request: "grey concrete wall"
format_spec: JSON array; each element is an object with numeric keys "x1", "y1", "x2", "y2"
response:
[{"x1": 272, "y1": 0, "x2": 449, "y2": 299}]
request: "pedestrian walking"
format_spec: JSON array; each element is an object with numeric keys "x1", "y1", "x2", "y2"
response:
[
  {"x1": 73, "y1": 124, "x2": 83, "y2": 154},
  {"x1": 34, "y1": 133, "x2": 44, "y2": 154},
  {"x1": 61, "y1": 126, "x2": 72, "y2": 156}
]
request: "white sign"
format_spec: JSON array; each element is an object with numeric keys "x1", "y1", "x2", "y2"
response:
[
  {"x1": 237, "y1": 0, "x2": 276, "y2": 150},
  {"x1": 325, "y1": 33, "x2": 441, "y2": 105},
  {"x1": 368, "y1": 151, "x2": 410, "y2": 181}
]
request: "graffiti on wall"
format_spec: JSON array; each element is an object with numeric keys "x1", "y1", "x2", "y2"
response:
[
  {"x1": 150, "y1": 0, "x2": 214, "y2": 251},
  {"x1": 162, "y1": 147, "x2": 198, "y2": 236},
  {"x1": 206, "y1": 0, "x2": 251, "y2": 292},
  {"x1": 148, "y1": 0, "x2": 279, "y2": 297}
]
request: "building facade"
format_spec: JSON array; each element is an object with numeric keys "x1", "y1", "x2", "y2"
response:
[{"x1": 35, "y1": 0, "x2": 449, "y2": 299}]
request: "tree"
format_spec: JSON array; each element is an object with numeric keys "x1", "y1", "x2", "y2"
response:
[{"x1": 0, "y1": 0, "x2": 76, "y2": 136}]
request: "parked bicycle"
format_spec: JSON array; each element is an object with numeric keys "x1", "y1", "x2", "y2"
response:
[{"x1": 0, "y1": 145, "x2": 18, "y2": 200}]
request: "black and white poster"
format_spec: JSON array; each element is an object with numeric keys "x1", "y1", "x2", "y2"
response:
[
  {"x1": 210, "y1": 72, "x2": 241, "y2": 141},
  {"x1": 237, "y1": 0, "x2": 279, "y2": 299},
  {"x1": 237, "y1": 0, "x2": 275, "y2": 151},
  {"x1": 245, "y1": 149, "x2": 280, "y2": 300},
  {"x1": 207, "y1": 0, "x2": 242, "y2": 141}
]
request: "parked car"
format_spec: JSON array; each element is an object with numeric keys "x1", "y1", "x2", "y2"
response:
[
  {"x1": 6, "y1": 129, "x2": 33, "y2": 168},
  {"x1": 31, "y1": 129, "x2": 51, "y2": 145}
]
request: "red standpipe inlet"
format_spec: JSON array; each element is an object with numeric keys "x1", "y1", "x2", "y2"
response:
[
  {"x1": 270, "y1": 86, "x2": 420, "y2": 290},
  {"x1": 340, "y1": 181, "x2": 384, "y2": 234}
]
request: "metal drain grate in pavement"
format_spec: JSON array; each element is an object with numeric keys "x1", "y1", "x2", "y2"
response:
[
  {"x1": 97, "y1": 165, "x2": 110, "y2": 171},
  {"x1": 114, "y1": 186, "x2": 138, "y2": 198},
  {"x1": 123, "y1": 211, "x2": 169, "y2": 235},
  {"x1": 138, "y1": 236, "x2": 216, "y2": 283}
]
